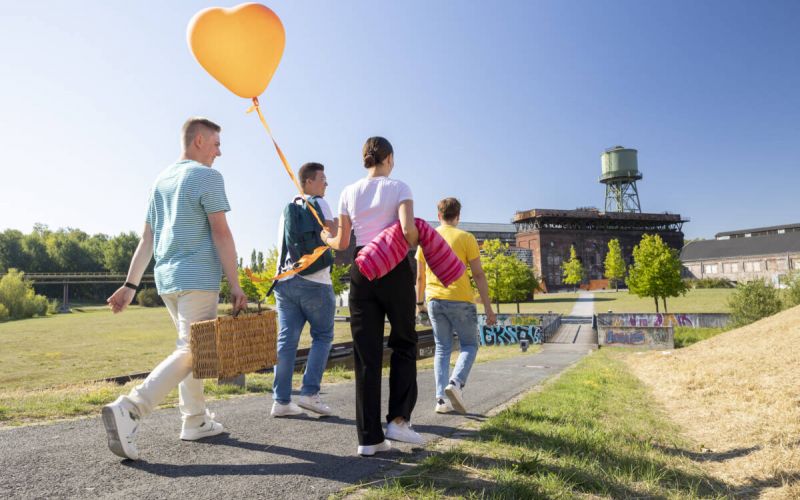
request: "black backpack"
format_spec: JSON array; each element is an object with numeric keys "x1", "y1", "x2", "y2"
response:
[{"x1": 279, "y1": 196, "x2": 333, "y2": 277}]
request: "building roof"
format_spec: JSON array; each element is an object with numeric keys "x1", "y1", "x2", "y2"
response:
[
  {"x1": 715, "y1": 222, "x2": 800, "y2": 238},
  {"x1": 427, "y1": 221, "x2": 517, "y2": 234},
  {"x1": 681, "y1": 232, "x2": 800, "y2": 261},
  {"x1": 513, "y1": 208, "x2": 686, "y2": 223}
]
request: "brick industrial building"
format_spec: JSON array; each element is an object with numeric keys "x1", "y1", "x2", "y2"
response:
[{"x1": 513, "y1": 208, "x2": 686, "y2": 291}]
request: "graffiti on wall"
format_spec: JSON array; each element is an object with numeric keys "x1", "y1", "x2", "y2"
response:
[
  {"x1": 600, "y1": 326, "x2": 673, "y2": 348},
  {"x1": 608, "y1": 313, "x2": 693, "y2": 327},
  {"x1": 605, "y1": 330, "x2": 645, "y2": 345},
  {"x1": 480, "y1": 325, "x2": 542, "y2": 346}
]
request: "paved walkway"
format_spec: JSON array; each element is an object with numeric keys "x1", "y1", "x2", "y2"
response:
[
  {"x1": 569, "y1": 292, "x2": 595, "y2": 317},
  {"x1": 0, "y1": 347, "x2": 590, "y2": 499}
]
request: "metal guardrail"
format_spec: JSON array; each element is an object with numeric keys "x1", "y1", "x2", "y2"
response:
[
  {"x1": 4, "y1": 273, "x2": 156, "y2": 284},
  {"x1": 540, "y1": 314, "x2": 562, "y2": 343}
]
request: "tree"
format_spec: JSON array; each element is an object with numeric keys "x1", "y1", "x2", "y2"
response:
[
  {"x1": 331, "y1": 262, "x2": 351, "y2": 297},
  {"x1": 604, "y1": 239, "x2": 626, "y2": 291},
  {"x1": 103, "y1": 232, "x2": 141, "y2": 272},
  {"x1": 0, "y1": 269, "x2": 49, "y2": 320},
  {"x1": 257, "y1": 251, "x2": 265, "y2": 272},
  {"x1": 728, "y1": 279, "x2": 783, "y2": 327},
  {"x1": 250, "y1": 249, "x2": 258, "y2": 271},
  {"x1": 626, "y1": 234, "x2": 688, "y2": 312},
  {"x1": 561, "y1": 245, "x2": 584, "y2": 291},
  {"x1": 480, "y1": 239, "x2": 538, "y2": 313}
]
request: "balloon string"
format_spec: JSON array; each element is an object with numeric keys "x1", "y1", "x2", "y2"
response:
[
  {"x1": 246, "y1": 97, "x2": 331, "y2": 282},
  {"x1": 247, "y1": 97, "x2": 326, "y2": 230}
]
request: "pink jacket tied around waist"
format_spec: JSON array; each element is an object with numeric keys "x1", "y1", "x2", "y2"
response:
[{"x1": 355, "y1": 218, "x2": 466, "y2": 287}]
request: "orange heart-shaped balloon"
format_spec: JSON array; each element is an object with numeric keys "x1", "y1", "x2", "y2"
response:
[{"x1": 188, "y1": 3, "x2": 285, "y2": 99}]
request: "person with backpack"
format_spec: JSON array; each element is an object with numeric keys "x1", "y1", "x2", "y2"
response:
[{"x1": 270, "y1": 162, "x2": 337, "y2": 417}]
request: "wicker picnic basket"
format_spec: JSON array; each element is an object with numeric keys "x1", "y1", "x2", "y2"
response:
[{"x1": 189, "y1": 310, "x2": 277, "y2": 379}]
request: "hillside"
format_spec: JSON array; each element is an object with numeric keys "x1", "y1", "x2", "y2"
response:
[{"x1": 626, "y1": 305, "x2": 800, "y2": 498}]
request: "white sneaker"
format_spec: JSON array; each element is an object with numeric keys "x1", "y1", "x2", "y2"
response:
[
  {"x1": 180, "y1": 411, "x2": 224, "y2": 441},
  {"x1": 435, "y1": 398, "x2": 452, "y2": 414},
  {"x1": 271, "y1": 401, "x2": 305, "y2": 417},
  {"x1": 297, "y1": 393, "x2": 333, "y2": 416},
  {"x1": 445, "y1": 381, "x2": 467, "y2": 414},
  {"x1": 358, "y1": 440, "x2": 392, "y2": 457},
  {"x1": 386, "y1": 420, "x2": 425, "y2": 445},
  {"x1": 102, "y1": 396, "x2": 140, "y2": 460}
]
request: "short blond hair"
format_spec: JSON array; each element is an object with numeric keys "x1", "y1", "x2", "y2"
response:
[{"x1": 181, "y1": 117, "x2": 221, "y2": 150}]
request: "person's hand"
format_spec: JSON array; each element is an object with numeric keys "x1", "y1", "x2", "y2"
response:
[
  {"x1": 485, "y1": 308, "x2": 497, "y2": 326},
  {"x1": 230, "y1": 286, "x2": 248, "y2": 314},
  {"x1": 107, "y1": 287, "x2": 136, "y2": 314},
  {"x1": 416, "y1": 303, "x2": 427, "y2": 315},
  {"x1": 320, "y1": 228, "x2": 331, "y2": 244}
]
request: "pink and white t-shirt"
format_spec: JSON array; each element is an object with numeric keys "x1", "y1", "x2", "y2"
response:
[{"x1": 338, "y1": 177, "x2": 413, "y2": 246}]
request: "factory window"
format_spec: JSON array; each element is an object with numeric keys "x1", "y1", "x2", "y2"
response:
[
  {"x1": 723, "y1": 263, "x2": 739, "y2": 273},
  {"x1": 744, "y1": 261, "x2": 762, "y2": 272},
  {"x1": 704, "y1": 264, "x2": 718, "y2": 274}
]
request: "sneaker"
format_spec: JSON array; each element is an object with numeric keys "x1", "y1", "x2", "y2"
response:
[
  {"x1": 180, "y1": 411, "x2": 224, "y2": 441},
  {"x1": 271, "y1": 401, "x2": 305, "y2": 417},
  {"x1": 358, "y1": 440, "x2": 392, "y2": 457},
  {"x1": 297, "y1": 393, "x2": 333, "y2": 416},
  {"x1": 445, "y1": 381, "x2": 466, "y2": 414},
  {"x1": 386, "y1": 420, "x2": 425, "y2": 445},
  {"x1": 435, "y1": 398, "x2": 452, "y2": 414},
  {"x1": 102, "y1": 396, "x2": 140, "y2": 460}
]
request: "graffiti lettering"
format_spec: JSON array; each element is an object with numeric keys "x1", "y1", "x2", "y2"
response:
[
  {"x1": 479, "y1": 325, "x2": 543, "y2": 346},
  {"x1": 605, "y1": 330, "x2": 646, "y2": 344}
]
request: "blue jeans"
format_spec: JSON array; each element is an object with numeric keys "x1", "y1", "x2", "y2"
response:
[
  {"x1": 273, "y1": 277, "x2": 335, "y2": 404},
  {"x1": 428, "y1": 299, "x2": 480, "y2": 400}
]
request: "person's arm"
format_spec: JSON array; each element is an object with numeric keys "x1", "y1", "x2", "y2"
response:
[
  {"x1": 398, "y1": 200, "x2": 418, "y2": 247},
  {"x1": 416, "y1": 256, "x2": 427, "y2": 314},
  {"x1": 208, "y1": 211, "x2": 247, "y2": 312},
  {"x1": 325, "y1": 214, "x2": 351, "y2": 251},
  {"x1": 107, "y1": 223, "x2": 154, "y2": 314},
  {"x1": 469, "y1": 257, "x2": 496, "y2": 326}
]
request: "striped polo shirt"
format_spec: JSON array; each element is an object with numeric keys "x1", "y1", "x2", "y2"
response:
[{"x1": 146, "y1": 159, "x2": 231, "y2": 294}]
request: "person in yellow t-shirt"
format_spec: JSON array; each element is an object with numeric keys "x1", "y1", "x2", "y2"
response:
[{"x1": 415, "y1": 198, "x2": 496, "y2": 414}]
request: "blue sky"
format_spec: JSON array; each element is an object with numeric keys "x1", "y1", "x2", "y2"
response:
[{"x1": 1, "y1": 1, "x2": 798, "y2": 256}]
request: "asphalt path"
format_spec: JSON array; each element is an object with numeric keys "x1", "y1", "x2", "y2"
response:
[{"x1": 0, "y1": 346, "x2": 589, "y2": 499}]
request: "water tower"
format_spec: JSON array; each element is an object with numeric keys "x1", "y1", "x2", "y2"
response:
[{"x1": 600, "y1": 146, "x2": 642, "y2": 213}]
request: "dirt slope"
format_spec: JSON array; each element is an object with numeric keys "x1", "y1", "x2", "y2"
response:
[{"x1": 626, "y1": 305, "x2": 800, "y2": 498}]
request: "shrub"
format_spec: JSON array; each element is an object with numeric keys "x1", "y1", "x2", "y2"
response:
[
  {"x1": 47, "y1": 299, "x2": 61, "y2": 315},
  {"x1": 690, "y1": 277, "x2": 735, "y2": 289},
  {"x1": 136, "y1": 288, "x2": 163, "y2": 307},
  {"x1": 0, "y1": 269, "x2": 50, "y2": 320},
  {"x1": 783, "y1": 272, "x2": 800, "y2": 308},
  {"x1": 727, "y1": 279, "x2": 783, "y2": 327},
  {"x1": 0, "y1": 304, "x2": 8, "y2": 321}
]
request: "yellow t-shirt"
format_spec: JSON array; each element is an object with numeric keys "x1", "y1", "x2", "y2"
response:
[{"x1": 416, "y1": 225, "x2": 480, "y2": 303}]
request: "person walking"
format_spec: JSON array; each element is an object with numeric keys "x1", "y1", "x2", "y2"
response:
[
  {"x1": 103, "y1": 117, "x2": 247, "y2": 460},
  {"x1": 415, "y1": 198, "x2": 496, "y2": 414},
  {"x1": 325, "y1": 137, "x2": 423, "y2": 456},
  {"x1": 270, "y1": 162, "x2": 337, "y2": 418}
]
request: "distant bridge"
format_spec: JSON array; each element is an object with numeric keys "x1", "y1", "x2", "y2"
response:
[{"x1": 1, "y1": 273, "x2": 156, "y2": 312}]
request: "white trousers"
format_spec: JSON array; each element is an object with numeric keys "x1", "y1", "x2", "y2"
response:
[{"x1": 128, "y1": 290, "x2": 218, "y2": 427}]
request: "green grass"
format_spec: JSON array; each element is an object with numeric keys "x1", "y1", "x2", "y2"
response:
[
  {"x1": 591, "y1": 289, "x2": 734, "y2": 314},
  {"x1": 357, "y1": 349, "x2": 731, "y2": 499},
  {"x1": 0, "y1": 339, "x2": 530, "y2": 426},
  {"x1": 474, "y1": 289, "x2": 733, "y2": 316},
  {"x1": 673, "y1": 326, "x2": 726, "y2": 348},
  {"x1": 0, "y1": 305, "x2": 365, "y2": 391}
]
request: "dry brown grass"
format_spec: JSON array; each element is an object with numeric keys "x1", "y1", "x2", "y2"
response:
[{"x1": 625, "y1": 305, "x2": 800, "y2": 498}]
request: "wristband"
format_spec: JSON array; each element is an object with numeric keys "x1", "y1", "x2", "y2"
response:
[
  {"x1": 416, "y1": 301, "x2": 424, "y2": 306},
  {"x1": 124, "y1": 282, "x2": 138, "y2": 291}
]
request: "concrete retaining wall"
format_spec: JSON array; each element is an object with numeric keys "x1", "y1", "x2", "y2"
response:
[
  {"x1": 595, "y1": 313, "x2": 730, "y2": 329},
  {"x1": 476, "y1": 313, "x2": 561, "y2": 346},
  {"x1": 598, "y1": 325, "x2": 674, "y2": 349}
]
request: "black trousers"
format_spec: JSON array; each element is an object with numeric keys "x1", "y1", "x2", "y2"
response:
[{"x1": 349, "y1": 255, "x2": 418, "y2": 446}]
